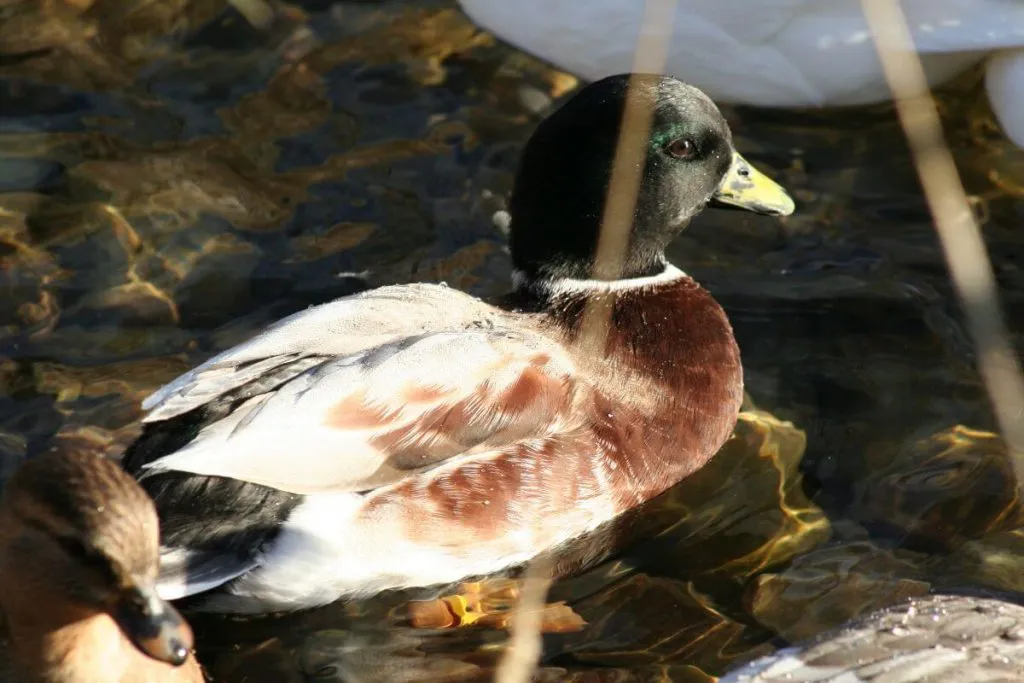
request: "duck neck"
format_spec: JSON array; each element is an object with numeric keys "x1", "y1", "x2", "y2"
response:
[{"x1": 507, "y1": 261, "x2": 685, "y2": 311}]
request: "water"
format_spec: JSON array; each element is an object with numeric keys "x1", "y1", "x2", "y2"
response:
[{"x1": 1, "y1": 1, "x2": 1022, "y2": 681}]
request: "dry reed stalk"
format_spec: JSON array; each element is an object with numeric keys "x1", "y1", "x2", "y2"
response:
[
  {"x1": 493, "y1": 2, "x2": 680, "y2": 681},
  {"x1": 577, "y1": 0, "x2": 681, "y2": 355},
  {"x1": 492, "y1": 558, "x2": 554, "y2": 683},
  {"x1": 227, "y1": 0, "x2": 274, "y2": 28},
  {"x1": 861, "y1": 0, "x2": 1024, "y2": 480}
]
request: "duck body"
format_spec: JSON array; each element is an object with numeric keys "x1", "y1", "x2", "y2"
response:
[
  {"x1": 0, "y1": 451, "x2": 202, "y2": 683},
  {"x1": 123, "y1": 74, "x2": 795, "y2": 615},
  {"x1": 127, "y1": 274, "x2": 741, "y2": 613},
  {"x1": 457, "y1": 0, "x2": 1024, "y2": 148}
]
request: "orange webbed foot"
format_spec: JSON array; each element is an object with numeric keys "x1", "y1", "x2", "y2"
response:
[{"x1": 406, "y1": 579, "x2": 586, "y2": 633}]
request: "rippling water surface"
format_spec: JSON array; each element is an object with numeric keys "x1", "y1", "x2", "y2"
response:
[{"x1": 1, "y1": 1, "x2": 1022, "y2": 681}]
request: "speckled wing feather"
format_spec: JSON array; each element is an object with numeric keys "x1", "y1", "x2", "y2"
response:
[{"x1": 139, "y1": 284, "x2": 581, "y2": 495}]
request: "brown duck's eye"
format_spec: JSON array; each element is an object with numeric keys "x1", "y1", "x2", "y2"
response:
[{"x1": 666, "y1": 138, "x2": 697, "y2": 160}]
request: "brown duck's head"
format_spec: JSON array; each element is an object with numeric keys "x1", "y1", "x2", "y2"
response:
[{"x1": 0, "y1": 450, "x2": 194, "y2": 666}]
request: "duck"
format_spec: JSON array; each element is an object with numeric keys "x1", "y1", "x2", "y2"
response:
[
  {"x1": 120, "y1": 73, "x2": 796, "y2": 615},
  {"x1": 0, "y1": 451, "x2": 204, "y2": 683},
  {"x1": 719, "y1": 592, "x2": 1024, "y2": 682},
  {"x1": 456, "y1": 0, "x2": 1024, "y2": 148}
]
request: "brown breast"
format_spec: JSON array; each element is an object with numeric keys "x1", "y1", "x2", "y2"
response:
[{"x1": 534, "y1": 275, "x2": 744, "y2": 508}]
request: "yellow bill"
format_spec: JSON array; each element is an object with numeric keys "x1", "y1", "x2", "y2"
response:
[{"x1": 710, "y1": 151, "x2": 795, "y2": 217}]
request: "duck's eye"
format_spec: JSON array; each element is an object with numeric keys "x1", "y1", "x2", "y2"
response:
[{"x1": 665, "y1": 138, "x2": 698, "y2": 160}]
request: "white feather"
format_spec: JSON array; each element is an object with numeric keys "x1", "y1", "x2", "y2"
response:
[
  {"x1": 141, "y1": 283, "x2": 503, "y2": 423},
  {"x1": 513, "y1": 263, "x2": 688, "y2": 295}
]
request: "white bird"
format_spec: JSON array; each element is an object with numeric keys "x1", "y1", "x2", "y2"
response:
[{"x1": 457, "y1": 0, "x2": 1024, "y2": 148}]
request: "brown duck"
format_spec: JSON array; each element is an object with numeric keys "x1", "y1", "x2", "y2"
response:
[{"x1": 0, "y1": 451, "x2": 203, "y2": 683}]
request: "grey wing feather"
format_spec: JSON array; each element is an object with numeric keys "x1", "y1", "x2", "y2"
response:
[{"x1": 141, "y1": 283, "x2": 496, "y2": 423}]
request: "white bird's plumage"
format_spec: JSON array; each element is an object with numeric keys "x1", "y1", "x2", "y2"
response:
[
  {"x1": 456, "y1": 0, "x2": 1024, "y2": 147},
  {"x1": 139, "y1": 283, "x2": 580, "y2": 496}
]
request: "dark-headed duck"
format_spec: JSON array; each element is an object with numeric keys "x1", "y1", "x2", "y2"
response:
[{"x1": 121, "y1": 73, "x2": 794, "y2": 614}]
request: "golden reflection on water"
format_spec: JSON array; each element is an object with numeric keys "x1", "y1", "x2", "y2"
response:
[{"x1": 1, "y1": 0, "x2": 1023, "y2": 681}]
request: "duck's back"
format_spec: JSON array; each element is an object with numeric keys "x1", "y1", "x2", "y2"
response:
[{"x1": 135, "y1": 283, "x2": 509, "y2": 426}]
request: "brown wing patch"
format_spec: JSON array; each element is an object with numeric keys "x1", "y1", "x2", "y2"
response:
[
  {"x1": 402, "y1": 384, "x2": 452, "y2": 404},
  {"x1": 372, "y1": 354, "x2": 574, "y2": 471},
  {"x1": 493, "y1": 365, "x2": 548, "y2": 414},
  {"x1": 324, "y1": 391, "x2": 398, "y2": 430},
  {"x1": 366, "y1": 435, "x2": 589, "y2": 544},
  {"x1": 418, "y1": 454, "x2": 525, "y2": 539}
]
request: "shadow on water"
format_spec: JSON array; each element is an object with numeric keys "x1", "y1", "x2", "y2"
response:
[{"x1": 0, "y1": 0, "x2": 1022, "y2": 680}]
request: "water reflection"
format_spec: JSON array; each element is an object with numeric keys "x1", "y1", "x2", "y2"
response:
[{"x1": 1, "y1": 0, "x2": 1022, "y2": 681}]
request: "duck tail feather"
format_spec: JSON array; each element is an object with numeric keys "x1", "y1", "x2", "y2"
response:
[{"x1": 156, "y1": 547, "x2": 257, "y2": 601}]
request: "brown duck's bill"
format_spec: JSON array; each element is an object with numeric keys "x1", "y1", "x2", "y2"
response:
[
  {"x1": 113, "y1": 584, "x2": 193, "y2": 667},
  {"x1": 709, "y1": 151, "x2": 795, "y2": 217}
]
